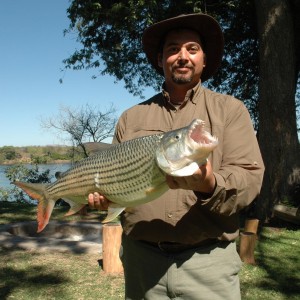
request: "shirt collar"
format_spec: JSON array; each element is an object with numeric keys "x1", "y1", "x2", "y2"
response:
[{"x1": 161, "y1": 81, "x2": 202, "y2": 107}]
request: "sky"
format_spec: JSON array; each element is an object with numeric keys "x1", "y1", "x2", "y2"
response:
[{"x1": 0, "y1": 1, "x2": 155, "y2": 147}]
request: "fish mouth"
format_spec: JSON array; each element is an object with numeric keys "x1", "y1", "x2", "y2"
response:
[
  {"x1": 155, "y1": 119, "x2": 218, "y2": 176},
  {"x1": 188, "y1": 120, "x2": 217, "y2": 147}
]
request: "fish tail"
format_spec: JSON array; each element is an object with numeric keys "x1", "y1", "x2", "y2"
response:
[{"x1": 13, "y1": 181, "x2": 56, "y2": 233}]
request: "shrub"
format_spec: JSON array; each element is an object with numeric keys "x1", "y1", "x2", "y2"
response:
[{"x1": 0, "y1": 164, "x2": 52, "y2": 203}]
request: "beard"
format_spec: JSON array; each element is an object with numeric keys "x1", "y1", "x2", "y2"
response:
[{"x1": 171, "y1": 67, "x2": 195, "y2": 84}]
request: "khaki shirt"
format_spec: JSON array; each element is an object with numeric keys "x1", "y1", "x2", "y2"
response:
[{"x1": 113, "y1": 83, "x2": 265, "y2": 244}]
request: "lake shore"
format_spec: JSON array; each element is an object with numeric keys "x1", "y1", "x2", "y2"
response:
[
  {"x1": 0, "y1": 159, "x2": 71, "y2": 166},
  {"x1": 0, "y1": 145, "x2": 76, "y2": 166},
  {"x1": 0, "y1": 163, "x2": 72, "y2": 189}
]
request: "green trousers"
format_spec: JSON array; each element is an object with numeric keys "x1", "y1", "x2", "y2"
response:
[{"x1": 120, "y1": 234, "x2": 242, "y2": 300}]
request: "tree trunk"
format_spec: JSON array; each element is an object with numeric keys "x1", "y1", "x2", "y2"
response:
[{"x1": 255, "y1": 0, "x2": 300, "y2": 218}]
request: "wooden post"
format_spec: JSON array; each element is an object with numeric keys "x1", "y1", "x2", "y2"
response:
[
  {"x1": 102, "y1": 223, "x2": 123, "y2": 274},
  {"x1": 244, "y1": 218, "x2": 259, "y2": 234},
  {"x1": 239, "y1": 219, "x2": 259, "y2": 265}
]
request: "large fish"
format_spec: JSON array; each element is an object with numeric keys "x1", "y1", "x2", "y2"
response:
[{"x1": 14, "y1": 119, "x2": 218, "y2": 232}]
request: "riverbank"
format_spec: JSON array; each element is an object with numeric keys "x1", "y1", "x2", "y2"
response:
[
  {"x1": 0, "y1": 163, "x2": 72, "y2": 189},
  {"x1": 0, "y1": 145, "x2": 75, "y2": 165},
  {"x1": 0, "y1": 159, "x2": 71, "y2": 166}
]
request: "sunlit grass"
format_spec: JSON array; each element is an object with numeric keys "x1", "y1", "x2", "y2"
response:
[
  {"x1": 240, "y1": 227, "x2": 300, "y2": 300},
  {"x1": 0, "y1": 248, "x2": 124, "y2": 300},
  {"x1": 0, "y1": 201, "x2": 101, "y2": 225}
]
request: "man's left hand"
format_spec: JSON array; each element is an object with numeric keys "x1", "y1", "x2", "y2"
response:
[{"x1": 166, "y1": 160, "x2": 216, "y2": 195}]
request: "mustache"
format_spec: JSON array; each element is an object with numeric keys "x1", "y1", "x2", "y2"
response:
[{"x1": 172, "y1": 64, "x2": 193, "y2": 71}]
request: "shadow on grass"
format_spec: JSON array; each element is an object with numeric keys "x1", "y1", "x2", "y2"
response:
[
  {"x1": 0, "y1": 201, "x2": 75, "y2": 225},
  {"x1": 0, "y1": 250, "x2": 70, "y2": 299},
  {"x1": 245, "y1": 226, "x2": 300, "y2": 298},
  {"x1": 0, "y1": 220, "x2": 102, "y2": 255},
  {"x1": 0, "y1": 201, "x2": 37, "y2": 224}
]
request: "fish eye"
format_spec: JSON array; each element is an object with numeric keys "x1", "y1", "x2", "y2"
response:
[{"x1": 175, "y1": 135, "x2": 180, "y2": 140}]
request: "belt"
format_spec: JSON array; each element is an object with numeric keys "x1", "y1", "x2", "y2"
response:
[{"x1": 141, "y1": 239, "x2": 218, "y2": 253}]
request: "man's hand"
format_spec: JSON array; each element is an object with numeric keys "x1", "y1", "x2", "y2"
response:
[
  {"x1": 166, "y1": 160, "x2": 216, "y2": 195},
  {"x1": 88, "y1": 192, "x2": 110, "y2": 210}
]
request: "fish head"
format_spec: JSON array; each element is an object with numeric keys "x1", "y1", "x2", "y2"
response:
[{"x1": 156, "y1": 119, "x2": 218, "y2": 176}]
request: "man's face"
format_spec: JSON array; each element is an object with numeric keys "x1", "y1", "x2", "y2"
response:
[{"x1": 158, "y1": 29, "x2": 206, "y2": 87}]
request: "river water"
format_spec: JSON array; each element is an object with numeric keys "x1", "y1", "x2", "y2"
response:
[{"x1": 0, "y1": 163, "x2": 71, "y2": 189}]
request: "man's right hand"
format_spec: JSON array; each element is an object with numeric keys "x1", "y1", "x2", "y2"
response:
[{"x1": 88, "y1": 192, "x2": 110, "y2": 210}]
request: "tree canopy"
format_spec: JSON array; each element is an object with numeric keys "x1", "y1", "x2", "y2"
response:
[
  {"x1": 63, "y1": 1, "x2": 253, "y2": 120},
  {"x1": 63, "y1": 0, "x2": 298, "y2": 128}
]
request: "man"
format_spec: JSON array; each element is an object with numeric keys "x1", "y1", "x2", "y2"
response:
[{"x1": 89, "y1": 13, "x2": 264, "y2": 299}]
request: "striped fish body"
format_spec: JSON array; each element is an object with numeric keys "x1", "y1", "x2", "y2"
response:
[
  {"x1": 14, "y1": 133, "x2": 168, "y2": 232},
  {"x1": 48, "y1": 134, "x2": 168, "y2": 207}
]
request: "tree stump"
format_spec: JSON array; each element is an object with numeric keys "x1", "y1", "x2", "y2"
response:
[
  {"x1": 244, "y1": 218, "x2": 259, "y2": 234},
  {"x1": 102, "y1": 223, "x2": 123, "y2": 274},
  {"x1": 239, "y1": 232, "x2": 257, "y2": 265},
  {"x1": 239, "y1": 219, "x2": 259, "y2": 265}
]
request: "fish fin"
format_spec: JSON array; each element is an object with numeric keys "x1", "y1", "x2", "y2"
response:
[
  {"x1": 102, "y1": 207, "x2": 125, "y2": 223},
  {"x1": 13, "y1": 181, "x2": 48, "y2": 200},
  {"x1": 170, "y1": 162, "x2": 200, "y2": 177},
  {"x1": 13, "y1": 181, "x2": 55, "y2": 233},
  {"x1": 83, "y1": 142, "x2": 113, "y2": 156},
  {"x1": 37, "y1": 198, "x2": 56, "y2": 233},
  {"x1": 62, "y1": 198, "x2": 86, "y2": 216},
  {"x1": 125, "y1": 207, "x2": 135, "y2": 213}
]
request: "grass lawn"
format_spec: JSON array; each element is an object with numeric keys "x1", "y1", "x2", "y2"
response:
[
  {"x1": 240, "y1": 226, "x2": 299, "y2": 299},
  {"x1": 1, "y1": 201, "x2": 299, "y2": 299}
]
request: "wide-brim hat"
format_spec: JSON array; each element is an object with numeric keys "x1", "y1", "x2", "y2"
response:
[{"x1": 142, "y1": 13, "x2": 224, "y2": 82}]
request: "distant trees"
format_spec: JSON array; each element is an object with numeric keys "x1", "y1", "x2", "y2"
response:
[
  {"x1": 0, "y1": 146, "x2": 21, "y2": 161},
  {"x1": 41, "y1": 104, "x2": 117, "y2": 157},
  {"x1": 0, "y1": 146, "x2": 74, "y2": 165}
]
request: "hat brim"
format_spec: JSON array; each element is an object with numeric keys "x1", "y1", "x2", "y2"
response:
[{"x1": 142, "y1": 14, "x2": 224, "y2": 82}]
